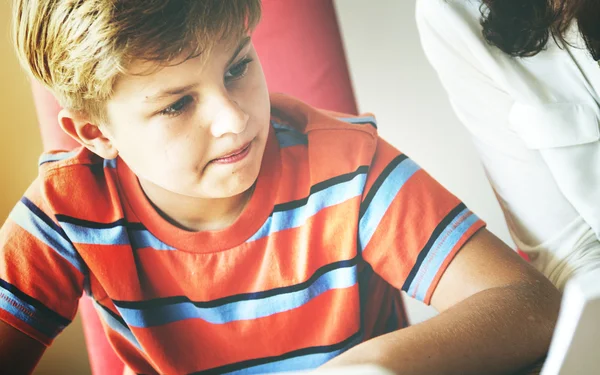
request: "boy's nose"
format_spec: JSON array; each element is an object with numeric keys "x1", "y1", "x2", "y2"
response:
[{"x1": 208, "y1": 95, "x2": 249, "y2": 138}]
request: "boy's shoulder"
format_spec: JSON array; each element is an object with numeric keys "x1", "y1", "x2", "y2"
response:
[
  {"x1": 37, "y1": 147, "x2": 113, "y2": 183},
  {"x1": 270, "y1": 93, "x2": 380, "y2": 169},
  {"x1": 32, "y1": 147, "x2": 119, "y2": 219},
  {"x1": 38, "y1": 147, "x2": 108, "y2": 173},
  {"x1": 270, "y1": 93, "x2": 378, "y2": 137}
]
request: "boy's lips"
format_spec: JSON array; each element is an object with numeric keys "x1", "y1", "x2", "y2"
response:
[{"x1": 210, "y1": 141, "x2": 253, "y2": 164}]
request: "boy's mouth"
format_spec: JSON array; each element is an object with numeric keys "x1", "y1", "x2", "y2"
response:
[{"x1": 210, "y1": 141, "x2": 253, "y2": 164}]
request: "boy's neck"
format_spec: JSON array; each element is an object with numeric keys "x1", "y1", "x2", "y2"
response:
[{"x1": 138, "y1": 178, "x2": 254, "y2": 232}]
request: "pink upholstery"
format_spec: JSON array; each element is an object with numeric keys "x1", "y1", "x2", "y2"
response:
[
  {"x1": 30, "y1": 83, "x2": 79, "y2": 152},
  {"x1": 30, "y1": 1, "x2": 357, "y2": 373},
  {"x1": 255, "y1": 0, "x2": 357, "y2": 114}
]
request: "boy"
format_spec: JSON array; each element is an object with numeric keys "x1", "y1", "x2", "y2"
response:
[{"x1": 1, "y1": 0, "x2": 559, "y2": 374}]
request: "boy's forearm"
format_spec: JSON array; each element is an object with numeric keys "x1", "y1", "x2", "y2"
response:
[{"x1": 323, "y1": 280, "x2": 560, "y2": 375}]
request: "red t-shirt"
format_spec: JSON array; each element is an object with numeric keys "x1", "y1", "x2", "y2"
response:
[{"x1": 0, "y1": 94, "x2": 484, "y2": 374}]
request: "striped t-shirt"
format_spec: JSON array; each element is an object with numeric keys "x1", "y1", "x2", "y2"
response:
[{"x1": 0, "y1": 94, "x2": 485, "y2": 374}]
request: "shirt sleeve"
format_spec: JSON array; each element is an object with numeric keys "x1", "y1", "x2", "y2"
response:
[
  {"x1": 0, "y1": 180, "x2": 85, "y2": 346},
  {"x1": 359, "y1": 138, "x2": 485, "y2": 304}
]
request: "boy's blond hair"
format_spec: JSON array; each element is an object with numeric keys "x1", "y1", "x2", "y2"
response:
[{"x1": 13, "y1": 0, "x2": 261, "y2": 123}]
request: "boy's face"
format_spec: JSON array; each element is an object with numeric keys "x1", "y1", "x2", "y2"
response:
[{"x1": 104, "y1": 36, "x2": 270, "y2": 200}]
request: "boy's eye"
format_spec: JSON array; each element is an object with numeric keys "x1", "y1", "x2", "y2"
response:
[
  {"x1": 159, "y1": 95, "x2": 193, "y2": 117},
  {"x1": 225, "y1": 58, "x2": 253, "y2": 82}
]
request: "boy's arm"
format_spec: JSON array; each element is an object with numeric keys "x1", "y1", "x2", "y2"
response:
[
  {"x1": 323, "y1": 228, "x2": 560, "y2": 375},
  {"x1": 0, "y1": 321, "x2": 46, "y2": 374},
  {"x1": 0, "y1": 181, "x2": 85, "y2": 373}
]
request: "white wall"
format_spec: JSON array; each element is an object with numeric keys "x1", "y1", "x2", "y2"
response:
[{"x1": 334, "y1": 0, "x2": 514, "y2": 323}]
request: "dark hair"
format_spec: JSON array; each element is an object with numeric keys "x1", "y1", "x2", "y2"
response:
[{"x1": 479, "y1": 0, "x2": 600, "y2": 59}]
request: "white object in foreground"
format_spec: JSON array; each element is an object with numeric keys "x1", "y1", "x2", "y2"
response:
[{"x1": 541, "y1": 268, "x2": 600, "y2": 375}]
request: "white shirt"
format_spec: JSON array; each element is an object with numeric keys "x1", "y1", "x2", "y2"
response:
[{"x1": 416, "y1": 0, "x2": 600, "y2": 289}]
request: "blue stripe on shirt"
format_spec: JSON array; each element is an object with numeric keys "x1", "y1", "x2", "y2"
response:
[
  {"x1": 248, "y1": 172, "x2": 367, "y2": 242},
  {"x1": 129, "y1": 228, "x2": 176, "y2": 251},
  {"x1": 407, "y1": 208, "x2": 479, "y2": 301},
  {"x1": 115, "y1": 263, "x2": 357, "y2": 328},
  {"x1": 271, "y1": 121, "x2": 296, "y2": 132},
  {"x1": 273, "y1": 122, "x2": 308, "y2": 148},
  {"x1": 337, "y1": 116, "x2": 377, "y2": 128},
  {"x1": 20, "y1": 197, "x2": 70, "y2": 242},
  {"x1": 358, "y1": 158, "x2": 420, "y2": 252},
  {"x1": 103, "y1": 158, "x2": 117, "y2": 169},
  {"x1": 9, "y1": 201, "x2": 85, "y2": 274},
  {"x1": 38, "y1": 150, "x2": 80, "y2": 166},
  {"x1": 59, "y1": 221, "x2": 130, "y2": 245},
  {"x1": 221, "y1": 331, "x2": 362, "y2": 375},
  {"x1": 92, "y1": 298, "x2": 141, "y2": 350},
  {"x1": 0, "y1": 282, "x2": 67, "y2": 339},
  {"x1": 57, "y1": 219, "x2": 175, "y2": 250},
  {"x1": 0, "y1": 278, "x2": 71, "y2": 326}
]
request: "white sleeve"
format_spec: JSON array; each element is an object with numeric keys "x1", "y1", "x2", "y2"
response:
[
  {"x1": 415, "y1": 0, "x2": 513, "y2": 144},
  {"x1": 415, "y1": 0, "x2": 600, "y2": 289}
]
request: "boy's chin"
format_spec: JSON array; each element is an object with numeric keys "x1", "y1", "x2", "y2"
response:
[
  {"x1": 224, "y1": 176, "x2": 259, "y2": 199},
  {"x1": 198, "y1": 174, "x2": 259, "y2": 200}
]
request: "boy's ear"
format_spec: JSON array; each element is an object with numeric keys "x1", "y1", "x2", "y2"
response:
[{"x1": 58, "y1": 109, "x2": 118, "y2": 160}]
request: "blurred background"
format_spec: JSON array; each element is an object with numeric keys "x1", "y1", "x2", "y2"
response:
[{"x1": 0, "y1": 0, "x2": 512, "y2": 373}]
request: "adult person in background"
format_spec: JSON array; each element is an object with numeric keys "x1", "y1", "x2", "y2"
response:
[{"x1": 416, "y1": 0, "x2": 600, "y2": 290}]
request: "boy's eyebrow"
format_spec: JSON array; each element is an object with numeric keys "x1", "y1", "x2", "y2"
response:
[
  {"x1": 143, "y1": 36, "x2": 251, "y2": 103},
  {"x1": 145, "y1": 83, "x2": 199, "y2": 103},
  {"x1": 225, "y1": 36, "x2": 251, "y2": 68}
]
